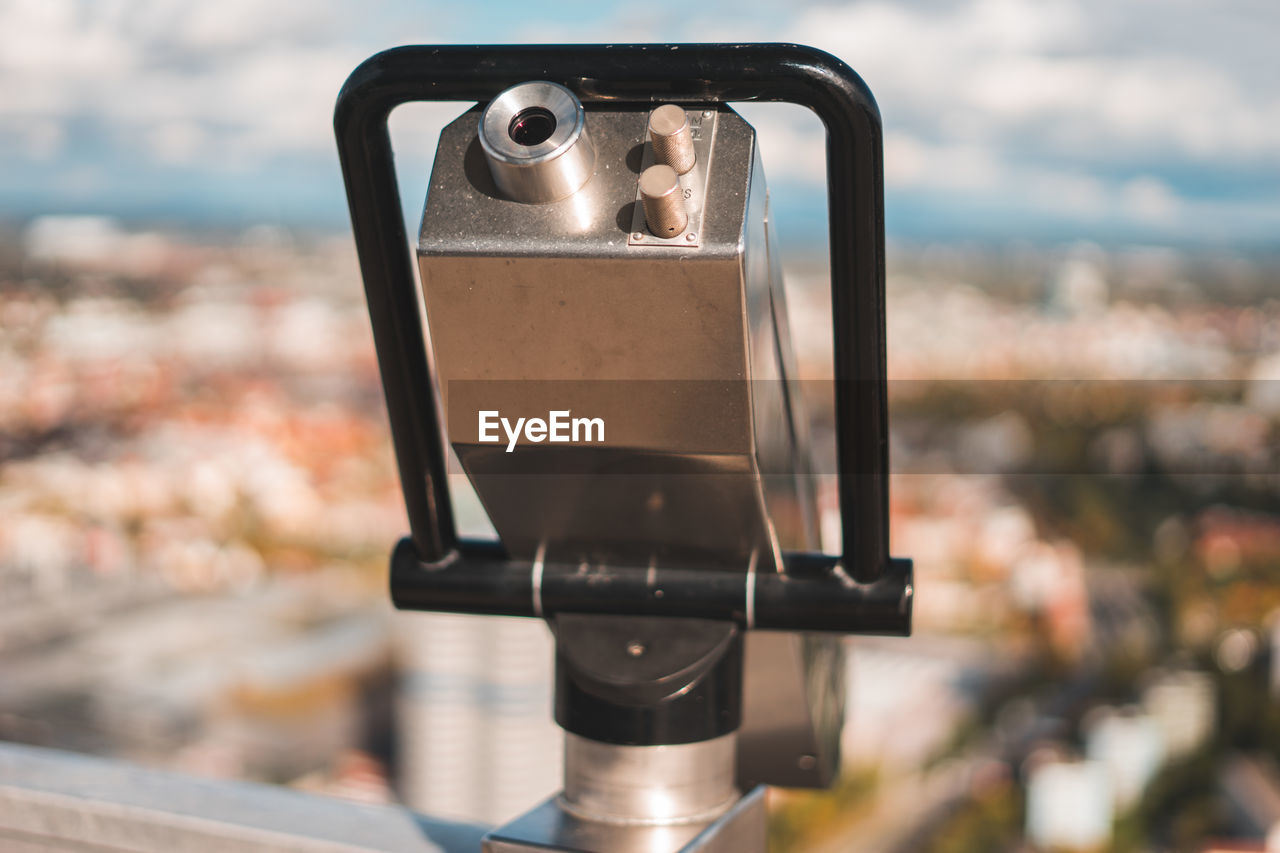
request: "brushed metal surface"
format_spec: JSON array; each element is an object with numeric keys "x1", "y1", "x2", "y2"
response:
[
  {"x1": 561, "y1": 733, "x2": 738, "y2": 825},
  {"x1": 420, "y1": 107, "x2": 745, "y2": 259},
  {"x1": 677, "y1": 787, "x2": 766, "y2": 853},
  {"x1": 628, "y1": 108, "x2": 716, "y2": 248},
  {"x1": 418, "y1": 103, "x2": 844, "y2": 789},
  {"x1": 418, "y1": 106, "x2": 775, "y2": 572},
  {"x1": 482, "y1": 787, "x2": 765, "y2": 853},
  {"x1": 479, "y1": 81, "x2": 596, "y2": 204},
  {"x1": 738, "y1": 631, "x2": 845, "y2": 790}
]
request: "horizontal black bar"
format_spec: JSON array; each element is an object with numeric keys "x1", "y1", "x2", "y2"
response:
[{"x1": 390, "y1": 539, "x2": 912, "y2": 635}]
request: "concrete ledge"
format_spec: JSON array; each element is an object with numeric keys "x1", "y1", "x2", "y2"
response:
[{"x1": 0, "y1": 741, "x2": 488, "y2": 852}]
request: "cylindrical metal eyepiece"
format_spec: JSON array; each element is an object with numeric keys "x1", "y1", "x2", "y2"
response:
[
  {"x1": 639, "y1": 164, "x2": 688, "y2": 237},
  {"x1": 478, "y1": 81, "x2": 596, "y2": 204},
  {"x1": 648, "y1": 104, "x2": 696, "y2": 175}
]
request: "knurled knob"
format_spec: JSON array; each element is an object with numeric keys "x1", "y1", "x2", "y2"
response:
[
  {"x1": 648, "y1": 105, "x2": 696, "y2": 175},
  {"x1": 638, "y1": 164, "x2": 688, "y2": 238}
]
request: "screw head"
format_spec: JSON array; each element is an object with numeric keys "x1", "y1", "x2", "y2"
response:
[
  {"x1": 685, "y1": 232, "x2": 697, "y2": 242},
  {"x1": 632, "y1": 232, "x2": 645, "y2": 241},
  {"x1": 702, "y1": 109, "x2": 713, "y2": 118}
]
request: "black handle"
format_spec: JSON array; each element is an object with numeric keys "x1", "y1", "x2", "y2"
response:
[{"x1": 335, "y1": 43, "x2": 890, "y2": 585}]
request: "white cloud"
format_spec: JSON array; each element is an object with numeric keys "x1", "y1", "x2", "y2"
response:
[
  {"x1": 1022, "y1": 169, "x2": 1109, "y2": 219},
  {"x1": 1, "y1": 118, "x2": 65, "y2": 161},
  {"x1": 0, "y1": 0, "x2": 1274, "y2": 239},
  {"x1": 884, "y1": 133, "x2": 1001, "y2": 192},
  {"x1": 147, "y1": 120, "x2": 206, "y2": 165},
  {"x1": 0, "y1": 0, "x2": 361, "y2": 170},
  {"x1": 734, "y1": 104, "x2": 827, "y2": 184},
  {"x1": 784, "y1": 0, "x2": 1280, "y2": 162},
  {"x1": 171, "y1": 0, "x2": 324, "y2": 51},
  {"x1": 1120, "y1": 176, "x2": 1181, "y2": 225}
]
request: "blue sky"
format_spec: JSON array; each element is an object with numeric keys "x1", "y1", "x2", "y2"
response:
[{"x1": 1, "y1": 0, "x2": 1277, "y2": 248}]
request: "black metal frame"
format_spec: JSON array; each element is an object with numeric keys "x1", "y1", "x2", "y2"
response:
[{"x1": 335, "y1": 43, "x2": 910, "y2": 635}]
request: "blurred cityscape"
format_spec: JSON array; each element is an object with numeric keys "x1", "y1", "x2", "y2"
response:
[{"x1": 1, "y1": 215, "x2": 1279, "y2": 851}]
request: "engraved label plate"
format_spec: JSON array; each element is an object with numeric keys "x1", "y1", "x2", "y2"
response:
[{"x1": 628, "y1": 108, "x2": 719, "y2": 248}]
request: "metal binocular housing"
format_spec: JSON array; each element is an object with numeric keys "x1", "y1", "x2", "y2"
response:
[{"x1": 336, "y1": 43, "x2": 913, "y2": 853}]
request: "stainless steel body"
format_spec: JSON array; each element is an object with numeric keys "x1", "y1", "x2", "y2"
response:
[
  {"x1": 561, "y1": 733, "x2": 738, "y2": 825},
  {"x1": 336, "y1": 42, "x2": 912, "y2": 853},
  {"x1": 420, "y1": 106, "x2": 798, "y2": 573},
  {"x1": 418, "y1": 102, "x2": 845, "y2": 792}
]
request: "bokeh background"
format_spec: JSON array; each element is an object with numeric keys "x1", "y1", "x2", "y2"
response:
[{"x1": 2, "y1": 1, "x2": 1278, "y2": 851}]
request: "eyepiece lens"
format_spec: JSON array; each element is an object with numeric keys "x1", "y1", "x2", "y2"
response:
[{"x1": 508, "y1": 107, "x2": 557, "y2": 146}]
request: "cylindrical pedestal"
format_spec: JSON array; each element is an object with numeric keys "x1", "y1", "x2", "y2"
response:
[
  {"x1": 561, "y1": 732, "x2": 739, "y2": 826},
  {"x1": 484, "y1": 614, "x2": 761, "y2": 852}
]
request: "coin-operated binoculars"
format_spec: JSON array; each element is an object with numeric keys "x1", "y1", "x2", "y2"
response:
[{"x1": 336, "y1": 44, "x2": 912, "y2": 852}]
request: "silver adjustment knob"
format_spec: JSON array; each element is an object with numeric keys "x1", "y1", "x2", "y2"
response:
[
  {"x1": 647, "y1": 104, "x2": 696, "y2": 175},
  {"x1": 638, "y1": 164, "x2": 688, "y2": 238}
]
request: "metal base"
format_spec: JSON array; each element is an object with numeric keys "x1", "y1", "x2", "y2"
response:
[
  {"x1": 482, "y1": 786, "x2": 766, "y2": 853},
  {"x1": 561, "y1": 732, "x2": 739, "y2": 825}
]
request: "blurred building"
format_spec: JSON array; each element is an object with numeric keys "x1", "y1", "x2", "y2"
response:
[
  {"x1": 1219, "y1": 756, "x2": 1280, "y2": 853},
  {"x1": 1143, "y1": 669, "x2": 1216, "y2": 760},
  {"x1": 843, "y1": 635, "x2": 991, "y2": 772},
  {"x1": 1271, "y1": 617, "x2": 1280, "y2": 699},
  {"x1": 1025, "y1": 759, "x2": 1114, "y2": 851},
  {"x1": 0, "y1": 571, "x2": 394, "y2": 785},
  {"x1": 6, "y1": 218, "x2": 1280, "y2": 850},
  {"x1": 1083, "y1": 707, "x2": 1165, "y2": 810},
  {"x1": 396, "y1": 612, "x2": 561, "y2": 826}
]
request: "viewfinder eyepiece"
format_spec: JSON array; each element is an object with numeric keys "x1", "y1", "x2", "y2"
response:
[
  {"x1": 479, "y1": 81, "x2": 595, "y2": 204},
  {"x1": 508, "y1": 107, "x2": 557, "y2": 147}
]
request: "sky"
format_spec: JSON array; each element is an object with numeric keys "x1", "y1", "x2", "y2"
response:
[{"x1": 1, "y1": 0, "x2": 1277, "y2": 248}]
